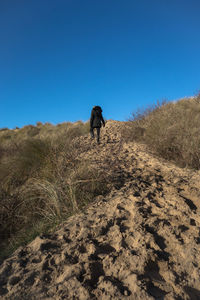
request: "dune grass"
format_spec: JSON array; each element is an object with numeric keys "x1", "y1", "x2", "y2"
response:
[
  {"x1": 125, "y1": 95, "x2": 200, "y2": 169},
  {"x1": 0, "y1": 121, "x2": 110, "y2": 262}
]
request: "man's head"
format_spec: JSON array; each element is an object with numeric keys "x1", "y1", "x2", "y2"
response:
[{"x1": 93, "y1": 106, "x2": 102, "y2": 112}]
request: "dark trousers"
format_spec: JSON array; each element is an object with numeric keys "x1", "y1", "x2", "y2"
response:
[{"x1": 90, "y1": 127, "x2": 100, "y2": 142}]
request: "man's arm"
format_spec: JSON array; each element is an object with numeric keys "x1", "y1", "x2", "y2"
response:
[
  {"x1": 101, "y1": 114, "x2": 105, "y2": 127},
  {"x1": 90, "y1": 111, "x2": 94, "y2": 128}
]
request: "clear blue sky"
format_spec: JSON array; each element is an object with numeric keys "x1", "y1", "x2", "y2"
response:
[{"x1": 1, "y1": 0, "x2": 200, "y2": 128}]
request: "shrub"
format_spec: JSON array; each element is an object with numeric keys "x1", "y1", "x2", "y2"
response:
[
  {"x1": 27, "y1": 126, "x2": 40, "y2": 137},
  {"x1": 0, "y1": 127, "x2": 9, "y2": 132},
  {"x1": 36, "y1": 121, "x2": 43, "y2": 126},
  {"x1": 0, "y1": 139, "x2": 52, "y2": 190},
  {"x1": 0, "y1": 120, "x2": 110, "y2": 262},
  {"x1": 126, "y1": 97, "x2": 200, "y2": 169}
]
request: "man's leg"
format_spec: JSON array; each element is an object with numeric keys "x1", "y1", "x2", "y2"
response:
[
  {"x1": 96, "y1": 127, "x2": 100, "y2": 143},
  {"x1": 90, "y1": 127, "x2": 94, "y2": 139}
]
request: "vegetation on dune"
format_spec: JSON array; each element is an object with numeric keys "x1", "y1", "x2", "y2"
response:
[
  {"x1": 1, "y1": 95, "x2": 200, "y2": 262},
  {"x1": 125, "y1": 94, "x2": 200, "y2": 170},
  {"x1": 0, "y1": 121, "x2": 111, "y2": 262}
]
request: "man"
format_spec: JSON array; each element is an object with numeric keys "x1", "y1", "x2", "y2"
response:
[{"x1": 90, "y1": 106, "x2": 105, "y2": 144}]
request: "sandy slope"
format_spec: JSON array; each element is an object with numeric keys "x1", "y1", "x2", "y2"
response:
[{"x1": 0, "y1": 121, "x2": 200, "y2": 299}]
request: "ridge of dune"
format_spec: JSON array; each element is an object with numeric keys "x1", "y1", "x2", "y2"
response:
[{"x1": 0, "y1": 121, "x2": 200, "y2": 299}]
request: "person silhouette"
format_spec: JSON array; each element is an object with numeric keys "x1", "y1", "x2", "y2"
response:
[{"x1": 90, "y1": 106, "x2": 105, "y2": 144}]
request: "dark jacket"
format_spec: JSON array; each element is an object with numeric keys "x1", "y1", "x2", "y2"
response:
[{"x1": 90, "y1": 106, "x2": 105, "y2": 128}]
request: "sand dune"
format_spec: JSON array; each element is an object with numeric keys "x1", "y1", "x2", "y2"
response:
[{"x1": 0, "y1": 121, "x2": 200, "y2": 299}]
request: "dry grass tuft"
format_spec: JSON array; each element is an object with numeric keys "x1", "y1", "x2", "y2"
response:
[
  {"x1": 125, "y1": 97, "x2": 200, "y2": 169},
  {"x1": 0, "y1": 121, "x2": 112, "y2": 262}
]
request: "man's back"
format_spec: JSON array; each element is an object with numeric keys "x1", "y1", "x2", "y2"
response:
[
  {"x1": 90, "y1": 106, "x2": 105, "y2": 128},
  {"x1": 90, "y1": 106, "x2": 105, "y2": 144}
]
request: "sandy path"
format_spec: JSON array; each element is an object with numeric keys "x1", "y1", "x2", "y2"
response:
[{"x1": 0, "y1": 121, "x2": 200, "y2": 299}]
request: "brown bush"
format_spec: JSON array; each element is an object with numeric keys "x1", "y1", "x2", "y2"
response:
[
  {"x1": 0, "y1": 120, "x2": 113, "y2": 262},
  {"x1": 126, "y1": 97, "x2": 200, "y2": 169},
  {"x1": 0, "y1": 127, "x2": 9, "y2": 132}
]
